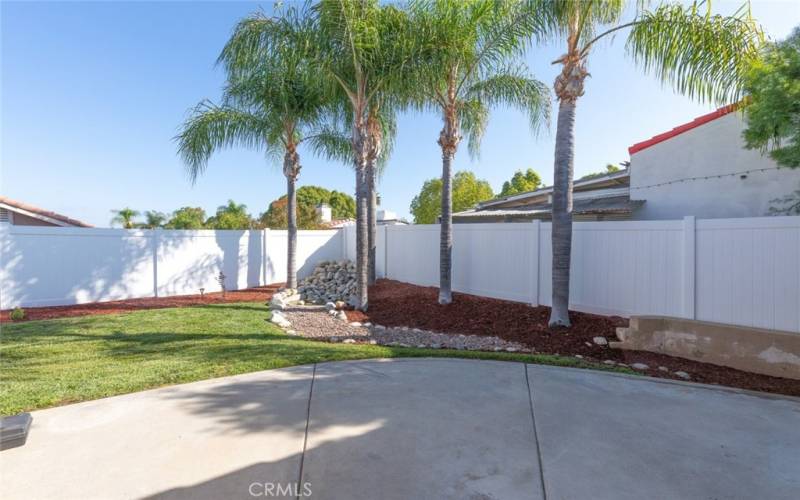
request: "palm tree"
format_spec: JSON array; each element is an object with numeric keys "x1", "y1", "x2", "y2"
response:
[
  {"x1": 312, "y1": 0, "x2": 414, "y2": 309},
  {"x1": 177, "y1": 4, "x2": 344, "y2": 289},
  {"x1": 409, "y1": 0, "x2": 550, "y2": 304},
  {"x1": 539, "y1": 0, "x2": 763, "y2": 327},
  {"x1": 206, "y1": 200, "x2": 254, "y2": 230},
  {"x1": 365, "y1": 104, "x2": 397, "y2": 284},
  {"x1": 110, "y1": 208, "x2": 140, "y2": 229},
  {"x1": 138, "y1": 210, "x2": 167, "y2": 229}
]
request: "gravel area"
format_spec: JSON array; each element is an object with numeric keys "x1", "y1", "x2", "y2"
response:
[{"x1": 280, "y1": 306, "x2": 529, "y2": 352}]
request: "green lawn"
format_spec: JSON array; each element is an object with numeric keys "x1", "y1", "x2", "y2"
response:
[{"x1": 0, "y1": 302, "x2": 630, "y2": 416}]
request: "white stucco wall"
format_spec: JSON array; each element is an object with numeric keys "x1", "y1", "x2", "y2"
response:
[{"x1": 630, "y1": 112, "x2": 799, "y2": 220}]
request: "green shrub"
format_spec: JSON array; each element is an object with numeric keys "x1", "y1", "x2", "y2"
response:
[{"x1": 9, "y1": 308, "x2": 25, "y2": 321}]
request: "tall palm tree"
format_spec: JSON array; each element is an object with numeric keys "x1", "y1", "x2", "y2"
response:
[
  {"x1": 539, "y1": 0, "x2": 763, "y2": 327},
  {"x1": 409, "y1": 0, "x2": 550, "y2": 304},
  {"x1": 312, "y1": 0, "x2": 414, "y2": 309},
  {"x1": 366, "y1": 104, "x2": 397, "y2": 284},
  {"x1": 177, "y1": 4, "x2": 343, "y2": 289},
  {"x1": 110, "y1": 208, "x2": 140, "y2": 229}
]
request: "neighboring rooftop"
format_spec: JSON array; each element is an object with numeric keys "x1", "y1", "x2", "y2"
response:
[
  {"x1": 454, "y1": 168, "x2": 640, "y2": 222},
  {"x1": 0, "y1": 196, "x2": 93, "y2": 227},
  {"x1": 628, "y1": 104, "x2": 739, "y2": 155},
  {"x1": 476, "y1": 167, "x2": 630, "y2": 210}
]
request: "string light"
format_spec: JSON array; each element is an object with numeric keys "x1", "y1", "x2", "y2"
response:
[{"x1": 629, "y1": 166, "x2": 784, "y2": 191}]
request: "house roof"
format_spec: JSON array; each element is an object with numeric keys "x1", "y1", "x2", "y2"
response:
[
  {"x1": 322, "y1": 218, "x2": 355, "y2": 229},
  {"x1": 454, "y1": 194, "x2": 644, "y2": 220},
  {"x1": 477, "y1": 168, "x2": 630, "y2": 210},
  {"x1": 628, "y1": 104, "x2": 739, "y2": 155},
  {"x1": 0, "y1": 196, "x2": 93, "y2": 227}
]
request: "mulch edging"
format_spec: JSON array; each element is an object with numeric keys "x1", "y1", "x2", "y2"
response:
[
  {"x1": 347, "y1": 280, "x2": 800, "y2": 398},
  {"x1": 0, "y1": 286, "x2": 279, "y2": 322}
]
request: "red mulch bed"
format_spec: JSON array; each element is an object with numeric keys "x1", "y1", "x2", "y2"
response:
[
  {"x1": 0, "y1": 286, "x2": 279, "y2": 323},
  {"x1": 348, "y1": 280, "x2": 800, "y2": 398}
]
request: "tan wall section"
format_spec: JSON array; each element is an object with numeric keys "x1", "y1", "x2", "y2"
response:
[{"x1": 613, "y1": 316, "x2": 800, "y2": 379}]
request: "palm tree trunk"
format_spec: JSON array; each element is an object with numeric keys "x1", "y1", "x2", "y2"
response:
[
  {"x1": 439, "y1": 148, "x2": 454, "y2": 304},
  {"x1": 355, "y1": 165, "x2": 369, "y2": 310},
  {"x1": 367, "y1": 157, "x2": 377, "y2": 285},
  {"x1": 353, "y1": 111, "x2": 370, "y2": 311},
  {"x1": 549, "y1": 99, "x2": 576, "y2": 327},
  {"x1": 284, "y1": 151, "x2": 299, "y2": 290}
]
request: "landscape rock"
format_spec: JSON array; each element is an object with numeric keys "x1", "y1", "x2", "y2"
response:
[
  {"x1": 269, "y1": 311, "x2": 291, "y2": 328},
  {"x1": 631, "y1": 363, "x2": 649, "y2": 370},
  {"x1": 593, "y1": 336, "x2": 608, "y2": 346},
  {"x1": 658, "y1": 366, "x2": 669, "y2": 372},
  {"x1": 674, "y1": 371, "x2": 691, "y2": 380},
  {"x1": 281, "y1": 306, "x2": 530, "y2": 353},
  {"x1": 297, "y1": 261, "x2": 357, "y2": 304}
]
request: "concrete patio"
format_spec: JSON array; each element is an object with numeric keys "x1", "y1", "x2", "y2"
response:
[{"x1": 1, "y1": 358, "x2": 798, "y2": 499}]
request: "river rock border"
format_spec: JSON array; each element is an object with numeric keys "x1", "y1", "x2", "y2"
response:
[{"x1": 271, "y1": 301, "x2": 530, "y2": 353}]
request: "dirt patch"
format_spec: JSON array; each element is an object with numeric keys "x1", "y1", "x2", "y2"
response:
[
  {"x1": 349, "y1": 280, "x2": 800, "y2": 398},
  {"x1": 0, "y1": 286, "x2": 280, "y2": 323}
]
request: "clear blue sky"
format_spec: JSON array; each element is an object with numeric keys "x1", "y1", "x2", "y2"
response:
[{"x1": 2, "y1": 1, "x2": 797, "y2": 227}]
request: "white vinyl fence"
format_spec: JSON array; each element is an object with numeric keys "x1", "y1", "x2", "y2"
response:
[
  {"x1": 2, "y1": 215, "x2": 799, "y2": 333},
  {"x1": 0, "y1": 226, "x2": 342, "y2": 309},
  {"x1": 344, "y1": 216, "x2": 800, "y2": 333}
]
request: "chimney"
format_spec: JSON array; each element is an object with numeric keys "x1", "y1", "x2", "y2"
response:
[{"x1": 316, "y1": 203, "x2": 332, "y2": 223}]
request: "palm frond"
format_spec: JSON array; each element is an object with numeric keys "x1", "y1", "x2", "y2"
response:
[
  {"x1": 175, "y1": 101, "x2": 269, "y2": 183},
  {"x1": 460, "y1": 99, "x2": 489, "y2": 160},
  {"x1": 466, "y1": 64, "x2": 551, "y2": 135},
  {"x1": 375, "y1": 107, "x2": 398, "y2": 173},
  {"x1": 627, "y1": 1, "x2": 764, "y2": 105},
  {"x1": 305, "y1": 131, "x2": 353, "y2": 165}
]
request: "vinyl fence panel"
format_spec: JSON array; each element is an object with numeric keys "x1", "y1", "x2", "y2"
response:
[
  {"x1": 2, "y1": 216, "x2": 799, "y2": 333},
  {"x1": 0, "y1": 226, "x2": 343, "y2": 308}
]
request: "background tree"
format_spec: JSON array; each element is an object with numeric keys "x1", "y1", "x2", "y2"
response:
[
  {"x1": 258, "y1": 186, "x2": 357, "y2": 229},
  {"x1": 409, "y1": 0, "x2": 550, "y2": 304},
  {"x1": 179, "y1": 3, "x2": 344, "y2": 289},
  {"x1": 410, "y1": 171, "x2": 494, "y2": 224},
  {"x1": 295, "y1": 186, "x2": 356, "y2": 219},
  {"x1": 110, "y1": 208, "x2": 140, "y2": 229},
  {"x1": 165, "y1": 207, "x2": 206, "y2": 229},
  {"x1": 138, "y1": 210, "x2": 167, "y2": 229},
  {"x1": 205, "y1": 200, "x2": 254, "y2": 229},
  {"x1": 327, "y1": 190, "x2": 357, "y2": 220},
  {"x1": 743, "y1": 27, "x2": 800, "y2": 168},
  {"x1": 259, "y1": 196, "x2": 322, "y2": 229},
  {"x1": 579, "y1": 163, "x2": 621, "y2": 180},
  {"x1": 540, "y1": 0, "x2": 763, "y2": 327},
  {"x1": 500, "y1": 168, "x2": 543, "y2": 197}
]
